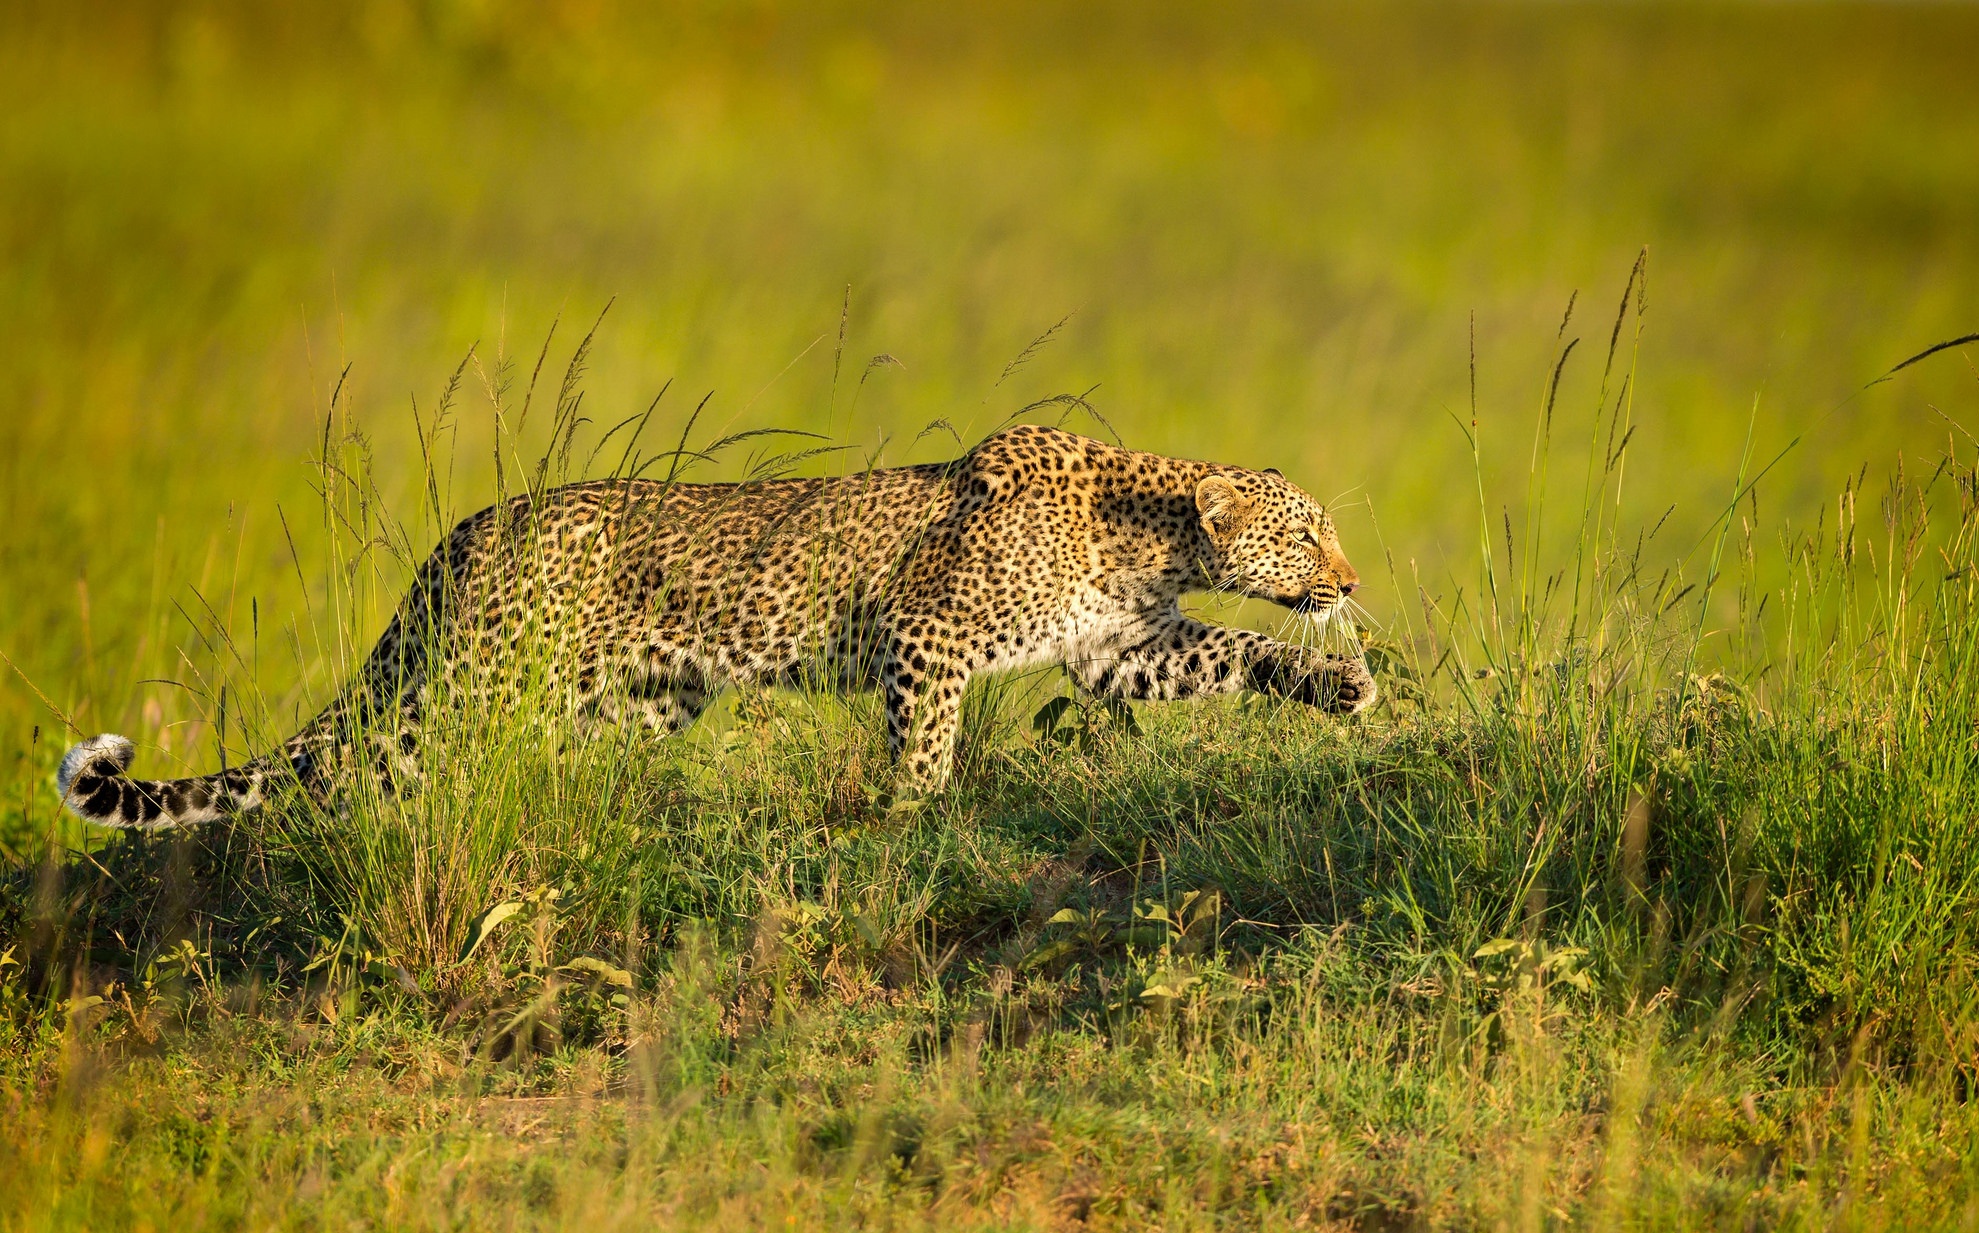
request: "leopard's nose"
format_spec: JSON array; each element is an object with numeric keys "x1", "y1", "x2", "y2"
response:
[{"x1": 1341, "y1": 579, "x2": 1359, "y2": 595}]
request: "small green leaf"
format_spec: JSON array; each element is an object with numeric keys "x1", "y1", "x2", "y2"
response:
[
  {"x1": 1045, "y1": 907, "x2": 1086, "y2": 926},
  {"x1": 1100, "y1": 696, "x2": 1140, "y2": 735},
  {"x1": 1538, "y1": 945, "x2": 1588, "y2": 971},
  {"x1": 1141, "y1": 971, "x2": 1199, "y2": 1000},
  {"x1": 559, "y1": 956, "x2": 635, "y2": 988},
  {"x1": 1032, "y1": 695, "x2": 1073, "y2": 737},
  {"x1": 853, "y1": 913, "x2": 884, "y2": 949},
  {"x1": 1473, "y1": 937, "x2": 1523, "y2": 959},
  {"x1": 458, "y1": 900, "x2": 524, "y2": 965},
  {"x1": 1181, "y1": 888, "x2": 1222, "y2": 929}
]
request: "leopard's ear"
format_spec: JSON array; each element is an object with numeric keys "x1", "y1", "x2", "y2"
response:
[
  {"x1": 1195, "y1": 475, "x2": 1255, "y2": 541},
  {"x1": 1261, "y1": 467, "x2": 1282, "y2": 478}
]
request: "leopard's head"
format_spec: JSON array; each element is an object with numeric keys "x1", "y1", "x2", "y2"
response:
[{"x1": 1194, "y1": 469, "x2": 1360, "y2": 620}]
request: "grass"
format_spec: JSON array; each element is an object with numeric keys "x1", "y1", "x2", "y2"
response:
[
  {"x1": 7, "y1": 2, "x2": 1979, "y2": 1228},
  {"x1": 5, "y1": 320, "x2": 1979, "y2": 1225}
]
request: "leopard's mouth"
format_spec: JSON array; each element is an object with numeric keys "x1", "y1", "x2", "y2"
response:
[{"x1": 1289, "y1": 591, "x2": 1339, "y2": 618}]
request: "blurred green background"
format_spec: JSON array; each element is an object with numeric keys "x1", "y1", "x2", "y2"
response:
[{"x1": 2, "y1": 0, "x2": 1976, "y2": 783}]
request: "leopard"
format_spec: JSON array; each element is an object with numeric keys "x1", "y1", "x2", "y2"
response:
[{"x1": 57, "y1": 423, "x2": 1374, "y2": 829}]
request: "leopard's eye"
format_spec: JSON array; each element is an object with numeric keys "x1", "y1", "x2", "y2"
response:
[{"x1": 1295, "y1": 527, "x2": 1320, "y2": 548}]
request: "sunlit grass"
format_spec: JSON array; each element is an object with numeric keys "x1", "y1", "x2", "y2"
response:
[
  {"x1": 4, "y1": 305, "x2": 1978, "y2": 1222},
  {"x1": 6, "y1": 2, "x2": 1979, "y2": 1227}
]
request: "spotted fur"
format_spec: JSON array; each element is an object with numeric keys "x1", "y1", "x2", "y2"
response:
[{"x1": 57, "y1": 425, "x2": 1372, "y2": 828}]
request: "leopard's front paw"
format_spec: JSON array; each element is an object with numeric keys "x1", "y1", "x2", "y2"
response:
[
  {"x1": 1279, "y1": 652, "x2": 1376, "y2": 714},
  {"x1": 1322, "y1": 654, "x2": 1376, "y2": 715}
]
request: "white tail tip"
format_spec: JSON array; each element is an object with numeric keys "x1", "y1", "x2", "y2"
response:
[{"x1": 58, "y1": 733, "x2": 136, "y2": 797}]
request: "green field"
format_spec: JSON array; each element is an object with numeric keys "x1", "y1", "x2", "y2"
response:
[{"x1": 6, "y1": 2, "x2": 1979, "y2": 1227}]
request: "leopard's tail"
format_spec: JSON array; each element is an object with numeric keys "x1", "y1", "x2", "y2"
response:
[{"x1": 56, "y1": 732, "x2": 303, "y2": 830}]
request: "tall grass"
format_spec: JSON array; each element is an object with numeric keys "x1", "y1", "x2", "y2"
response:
[{"x1": 6, "y1": 294, "x2": 1977, "y2": 1223}]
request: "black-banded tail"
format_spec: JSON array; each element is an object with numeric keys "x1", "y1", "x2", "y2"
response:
[{"x1": 57, "y1": 733, "x2": 289, "y2": 830}]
